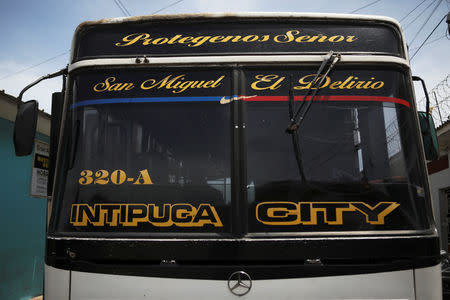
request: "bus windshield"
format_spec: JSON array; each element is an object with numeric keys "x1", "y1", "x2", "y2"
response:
[{"x1": 51, "y1": 65, "x2": 432, "y2": 237}]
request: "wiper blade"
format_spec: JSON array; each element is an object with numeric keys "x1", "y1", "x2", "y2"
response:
[
  {"x1": 286, "y1": 51, "x2": 341, "y2": 182},
  {"x1": 287, "y1": 74, "x2": 307, "y2": 182},
  {"x1": 286, "y1": 51, "x2": 341, "y2": 133}
]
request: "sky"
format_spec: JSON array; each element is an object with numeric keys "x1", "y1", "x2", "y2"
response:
[{"x1": 0, "y1": 0, "x2": 449, "y2": 116}]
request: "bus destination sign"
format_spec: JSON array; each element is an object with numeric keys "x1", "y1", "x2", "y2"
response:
[{"x1": 74, "y1": 20, "x2": 403, "y2": 60}]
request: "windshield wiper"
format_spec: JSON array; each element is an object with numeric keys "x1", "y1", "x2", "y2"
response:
[{"x1": 286, "y1": 51, "x2": 341, "y2": 182}]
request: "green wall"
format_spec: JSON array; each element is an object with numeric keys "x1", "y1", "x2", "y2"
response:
[{"x1": 0, "y1": 117, "x2": 48, "y2": 300}]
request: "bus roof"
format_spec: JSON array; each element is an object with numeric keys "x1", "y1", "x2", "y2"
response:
[{"x1": 75, "y1": 12, "x2": 402, "y2": 29}]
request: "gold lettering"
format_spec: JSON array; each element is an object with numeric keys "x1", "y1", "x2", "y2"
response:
[
  {"x1": 258, "y1": 35, "x2": 270, "y2": 42},
  {"x1": 338, "y1": 76, "x2": 354, "y2": 89},
  {"x1": 141, "y1": 75, "x2": 184, "y2": 90},
  {"x1": 274, "y1": 30, "x2": 299, "y2": 43},
  {"x1": 295, "y1": 35, "x2": 311, "y2": 42},
  {"x1": 307, "y1": 35, "x2": 320, "y2": 42},
  {"x1": 202, "y1": 80, "x2": 215, "y2": 88},
  {"x1": 209, "y1": 36, "x2": 225, "y2": 43},
  {"x1": 220, "y1": 36, "x2": 235, "y2": 42},
  {"x1": 167, "y1": 34, "x2": 182, "y2": 44},
  {"x1": 93, "y1": 77, "x2": 134, "y2": 92},
  {"x1": 355, "y1": 81, "x2": 366, "y2": 89},
  {"x1": 189, "y1": 36, "x2": 211, "y2": 47},
  {"x1": 256, "y1": 202, "x2": 300, "y2": 225},
  {"x1": 94, "y1": 77, "x2": 115, "y2": 92},
  {"x1": 363, "y1": 78, "x2": 375, "y2": 89},
  {"x1": 173, "y1": 81, "x2": 194, "y2": 93},
  {"x1": 328, "y1": 81, "x2": 342, "y2": 89},
  {"x1": 71, "y1": 203, "x2": 224, "y2": 228},
  {"x1": 231, "y1": 35, "x2": 242, "y2": 42},
  {"x1": 210, "y1": 75, "x2": 225, "y2": 88},
  {"x1": 123, "y1": 205, "x2": 148, "y2": 227},
  {"x1": 256, "y1": 201, "x2": 399, "y2": 226},
  {"x1": 193, "y1": 204, "x2": 223, "y2": 227},
  {"x1": 251, "y1": 74, "x2": 285, "y2": 90},
  {"x1": 115, "y1": 33, "x2": 150, "y2": 46},
  {"x1": 317, "y1": 34, "x2": 328, "y2": 42},
  {"x1": 191, "y1": 80, "x2": 206, "y2": 88},
  {"x1": 141, "y1": 75, "x2": 224, "y2": 93},
  {"x1": 242, "y1": 35, "x2": 259, "y2": 42},
  {"x1": 140, "y1": 78, "x2": 156, "y2": 90},
  {"x1": 115, "y1": 32, "x2": 358, "y2": 48},
  {"x1": 178, "y1": 36, "x2": 194, "y2": 44},
  {"x1": 171, "y1": 78, "x2": 184, "y2": 89},
  {"x1": 294, "y1": 74, "x2": 330, "y2": 90},
  {"x1": 148, "y1": 204, "x2": 173, "y2": 227},
  {"x1": 329, "y1": 35, "x2": 345, "y2": 42},
  {"x1": 152, "y1": 37, "x2": 168, "y2": 45},
  {"x1": 346, "y1": 77, "x2": 358, "y2": 89},
  {"x1": 292, "y1": 75, "x2": 384, "y2": 91},
  {"x1": 351, "y1": 202, "x2": 399, "y2": 224},
  {"x1": 371, "y1": 81, "x2": 384, "y2": 89},
  {"x1": 142, "y1": 38, "x2": 152, "y2": 46},
  {"x1": 133, "y1": 169, "x2": 154, "y2": 184}
]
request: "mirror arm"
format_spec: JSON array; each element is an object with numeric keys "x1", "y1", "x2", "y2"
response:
[
  {"x1": 18, "y1": 67, "x2": 68, "y2": 104},
  {"x1": 412, "y1": 76, "x2": 431, "y2": 121}
]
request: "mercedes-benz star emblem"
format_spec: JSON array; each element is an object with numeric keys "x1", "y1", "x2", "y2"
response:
[{"x1": 228, "y1": 271, "x2": 252, "y2": 296}]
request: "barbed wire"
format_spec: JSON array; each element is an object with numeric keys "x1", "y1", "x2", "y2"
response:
[{"x1": 417, "y1": 74, "x2": 450, "y2": 127}]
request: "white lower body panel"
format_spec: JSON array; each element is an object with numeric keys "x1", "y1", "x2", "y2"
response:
[{"x1": 45, "y1": 264, "x2": 442, "y2": 300}]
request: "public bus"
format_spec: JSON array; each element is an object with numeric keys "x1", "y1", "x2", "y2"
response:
[{"x1": 13, "y1": 13, "x2": 442, "y2": 299}]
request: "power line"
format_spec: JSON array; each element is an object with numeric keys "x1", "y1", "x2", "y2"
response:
[
  {"x1": 0, "y1": 0, "x2": 183, "y2": 84},
  {"x1": 113, "y1": 0, "x2": 127, "y2": 16},
  {"x1": 400, "y1": 0, "x2": 427, "y2": 22},
  {"x1": 410, "y1": 14, "x2": 447, "y2": 60},
  {"x1": 118, "y1": 0, "x2": 131, "y2": 16},
  {"x1": 0, "y1": 51, "x2": 69, "y2": 82},
  {"x1": 409, "y1": 0, "x2": 442, "y2": 46},
  {"x1": 113, "y1": 0, "x2": 131, "y2": 16},
  {"x1": 409, "y1": 33, "x2": 446, "y2": 51},
  {"x1": 404, "y1": 0, "x2": 438, "y2": 30},
  {"x1": 349, "y1": 0, "x2": 381, "y2": 14},
  {"x1": 151, "y1": 0, "x2": 184, "y2": 15}
]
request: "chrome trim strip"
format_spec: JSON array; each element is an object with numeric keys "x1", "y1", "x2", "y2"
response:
[
  {"x1": 68, "y1": 55, "x2": 410, "y2": 73},
  {"x1": 87, "y1": 12, "x2": 402, "y2": 28},
  {"x1": 47, "y1": 231, "x2": 436, "y2": 242}
]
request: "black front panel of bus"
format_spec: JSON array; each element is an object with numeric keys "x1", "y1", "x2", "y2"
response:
[
  {"x1": 73, "y1": 19, "x2": 403, "y2": 61},
  {"x1": 46, "y1": 235, "x2": 440, "y2": 279},
  {"x1": 46, "y1": 63, "x2": 440, "y2": 276}
]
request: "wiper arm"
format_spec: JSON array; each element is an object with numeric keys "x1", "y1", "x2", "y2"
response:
[
  {"x1": 287, "y1": 75, "x2": 307, "y2": 182},
  {"x1": 286, "y1": 51, "x2": 341, "y2": 133},
  {"x1": 286, "y1": 51, "x2": 341, "y2": 182}
]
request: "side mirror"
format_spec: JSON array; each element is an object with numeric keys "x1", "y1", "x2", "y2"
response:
[
  {"x1": 418, "y1": 111, "x2": 439, "y2": 161},
  {"x1": 13, "y1": 100, "x2": 38, "y2": 156}
]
